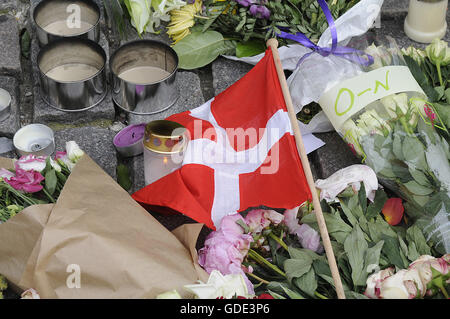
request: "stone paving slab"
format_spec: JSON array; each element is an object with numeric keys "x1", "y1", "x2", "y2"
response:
[
  {"x1": 375, "y1": 12, "x2": 450, "y2": 50},
  {"x1": 0, "y1": 14, "x2": 22, "y2": 78},
  {"x1": 54, "y1": 126, "x2": 117, "y2": 179},
  {"x1": 312, "y1": 132, "x2": 360, "y2": 179},
  {"x1": 0, "y1": 76, "x2": 20, "y2": 138},
  {"x1": 212, "y1": 57, "x2": 253, "y2": 95},
  {"x1": 30, "y1": 32, "x2": 116, "y2": 125}
]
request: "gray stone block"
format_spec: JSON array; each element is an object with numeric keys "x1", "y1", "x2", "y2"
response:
[
  {"x1": 0, "y1": 76, "x2": 20, "y2": 138},
  {"x1": 54, "y1": 126, "x2": 117, "y2": 179},
  {"x1": 30, "y1": 32, "x2": 116, "y2": 125},
  {"x1": 375, "y1": 13, "x2": 450, "y2": 50},
  {"x1": 312, "y1": 132, "x2": 360, "y2": 179},
  {"x1": 128, "y1": 71, "x2": 205, "y2": 125},
  {"x1": 382, "y1": 0, "x2": 410, "y2": 14},
  {"x1": 0, "y1": 14, "x2": 22, "y2": 78},
  {"x1": 212, "y1": 57, "x2": 253, "y2": 95}
]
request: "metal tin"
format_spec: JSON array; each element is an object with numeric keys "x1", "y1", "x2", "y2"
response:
[
  {"x1": 143, "y1": 120, "x2": 187, "y2": 154},
  {"x1": 37, "y1": 38, "x2": 107, "y2": 112},
  {"x1": 33, "y1": 0, "x2": 101, "y2": 47},
  {"x1": 0, "y1": 88, "x2": 11, "y2": 122},
  {"x1": 113, "y1": 123, "x2": 146, "y2": 157},
  {"x1": 13, "y1": 124, "x2": 55, "y2": 157},
  {"x1": 110, "y1": 40, "x2": 179, "y2": 115}
]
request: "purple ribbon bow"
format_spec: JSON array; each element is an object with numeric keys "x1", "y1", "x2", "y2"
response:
[{"x1": 277, "y1": 0, "x2": 374, "y2": 68}]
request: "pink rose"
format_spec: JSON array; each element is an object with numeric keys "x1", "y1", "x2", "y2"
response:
[{"x1": 5, "y1": 168, "x2": 44, "y2": 193}]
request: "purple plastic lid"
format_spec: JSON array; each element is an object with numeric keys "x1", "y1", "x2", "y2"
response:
[{"x1": 113, "y1": 123, "x2": 146, "y2": 157}]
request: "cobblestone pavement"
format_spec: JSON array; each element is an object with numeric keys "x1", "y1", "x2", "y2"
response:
[{"x1": 0, "y1": 0, "x2": 448, "y2": 298}]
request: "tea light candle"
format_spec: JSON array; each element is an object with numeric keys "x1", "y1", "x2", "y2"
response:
[
  {"x1": 13, "y1": 124, "x2": 55, "y2": 157},
  {"x1": 113, "y1": 123, "x2": 146, "y2": 157},
  {"x1": 0, "y1": 88, "x2": 11, "y2": 122},
  {"x1": 143, "y1": 120, "x2": 187, "y2": 186},
  {"x1": 404, "y1": 0, "x2": 448, "y2": 43}
]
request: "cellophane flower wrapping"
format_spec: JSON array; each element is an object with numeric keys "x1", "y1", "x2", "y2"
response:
[{"x1": 318, "y1": 37, "x2": 450, "y2": 255}]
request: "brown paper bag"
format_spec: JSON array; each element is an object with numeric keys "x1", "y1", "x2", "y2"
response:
[{"x1": 0, "y1": 155, "x2": 207, "y2": 298}]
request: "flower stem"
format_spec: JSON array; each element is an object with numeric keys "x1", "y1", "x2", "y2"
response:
[
  {"x1": 439, "y1": 286, "x2": 449, "y2": 299},
  {"x1": 248, "y1": 249, "x2": 287, "y2": 278},
  {"x1": 3, "y1": 183, "x2": 37, "y2": 206},
  {"x1": 268, "y1": 232, "x2": 288, "y2": 251},
  {"x1": 41, "y1": 187, "x2": 56, "y2": 203},
  {"x1": 314, "y1": 291, "x2": 328, "y2": 299},
  {"x1": 246, "y1": 272, "x2": 270, "y2": 285},
  {"x1": 436, "y1": 62, "x2": 443, "y2": 86}
]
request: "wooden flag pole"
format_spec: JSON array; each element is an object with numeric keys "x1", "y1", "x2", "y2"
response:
[{"x1": 267, "y1": 39, "x2": 346, "y2": 299}]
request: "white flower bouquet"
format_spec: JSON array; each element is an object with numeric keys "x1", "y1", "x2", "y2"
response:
[{"x1": 317, "y1": 38, "x2": 450, "y2": 255}]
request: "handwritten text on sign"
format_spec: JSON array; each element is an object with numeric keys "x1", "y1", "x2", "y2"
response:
[{"x1": 319, "y1": 66, "x2": 425, "y2": 130}]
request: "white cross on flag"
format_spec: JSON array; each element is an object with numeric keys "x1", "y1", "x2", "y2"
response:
[{"x1": 132, "y1": 49, "x2": 312, "y2": 230}]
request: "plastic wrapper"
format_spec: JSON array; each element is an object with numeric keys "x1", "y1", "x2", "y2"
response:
[{"x1": 317, "y1": 38, "x2": 450, "y2": 254}]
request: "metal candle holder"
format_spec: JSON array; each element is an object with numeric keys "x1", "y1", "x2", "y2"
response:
[
  {"x1": 33, "y1": 0, "x2": 101, "y2": 47},
  {"x1": 0, "y1": 88, "x2": 11, "y2": 122},
  {"x1": 110, "y1": 40, "x2": 179, "y2": 115},
  {"x1": 13, "y1": 124, "x2": 55, "y2": 157},
  {"x1": 37, "y1": 38, "x2": 107, "y2": 112}
]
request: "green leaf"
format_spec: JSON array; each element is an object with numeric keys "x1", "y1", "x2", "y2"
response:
[
  {"x1": 266, "y1": 282, "x2": 304, "y2": 299},
  {"x1": 406, "y1": 225, "x2": 432, "y2": 256},
  {"x1": 402, "y1": 136, "x2": 427, "y2": 170},
  {"x1": 44, "y1": 169, "x2": 57, "y2": 195},
  {"x1": 364, "y1": 240, "x2": 384, "y2": 278},
  {"x1": 117, "y1": 164, "x2": 132, "y2": 192},
  {"x1": 301, "y1": 212, "x2": 352, "y2": 244},
  {"x1": 173, "y1": 31, "x2": 228, "y2": 70},
  {"x1": 345, "y1": 291, "x2": 369, "y2": 299},
  {"x1": 284, "y1": 258, "x2": 312, "y2": 283},
  {"x1": 344, "y1": 225, "x2": 368, "y2": 287},
  {"x1": 288, "y1": 246, "x2": 322, "y2": 261},
  {"x1": 236, "y1": 40, "x2": 266, "y2": 58},
  {"x1": 366, "y1": 190, "x2": 388, "y2": 220},
  {"x1": 381, "y1": 234, "x2": 409, "y2": 269},
  {"x1": 404, "y1": 180, "x2": 434, "y2": 196},
  {"x1": 293, "y1": 268, "x2": 317, "y2": 297}
]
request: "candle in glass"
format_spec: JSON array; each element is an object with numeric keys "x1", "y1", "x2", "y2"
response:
[
  {"x1": 404, "y1": 0, "x2": 448, "y2": 43},
  {"x1": 143, "y1": 120, "x2": 187, "y2": 186}
]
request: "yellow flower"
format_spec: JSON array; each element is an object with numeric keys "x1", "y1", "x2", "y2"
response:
[{"x1": 167, "y1": 0, "x2": 203, "y2": 44}]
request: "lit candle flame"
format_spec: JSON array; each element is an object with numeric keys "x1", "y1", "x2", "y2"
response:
[{"x1": 163, "y1": 157, "x2": 168, "y2": 164}]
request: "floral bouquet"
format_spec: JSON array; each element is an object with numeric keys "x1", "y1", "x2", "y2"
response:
[
  {"x1": 402, "y1": 39, "x2": 450, "y2": 133},
  {"x1": 316, "y1": 38, "x2": 450, "y2": 255},
  {"x1": 0, "y1": 141, "x2": 84, "y2": 223},
  {"x1": 194, "y1": 165, "x2": 449, "y2": 299}
]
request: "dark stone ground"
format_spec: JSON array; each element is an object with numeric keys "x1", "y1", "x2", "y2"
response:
[{"x1": 0, "y1": 0, "x2": 448, "y2": 298}]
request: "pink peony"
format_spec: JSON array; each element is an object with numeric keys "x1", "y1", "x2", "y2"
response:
[
  {"x1": 0, "y1": 168, "x2": 15, "y2": 180},
  {"x1": 244, "y1": 209, "x2": 284, "y2": 233},
  {"x1": 220, "y1": 213, "x2": 246, "y2": 237},
  {"x1": 5, "y1": 168, "x2": 44, "y2": 193},
  {"x1": 198, "y1": 215, "x2": 255, "y2": 294},
  {"x1": 283, "y1": 207, "x2": 324, "y2": 253},
  {"x1": 294, "y1": 224, "x2": 324, "y2": 253}
]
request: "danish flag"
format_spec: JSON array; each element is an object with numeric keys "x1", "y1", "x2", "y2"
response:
[{"x1": 132, "y1": 49, "x2": 312, "y2": 230}]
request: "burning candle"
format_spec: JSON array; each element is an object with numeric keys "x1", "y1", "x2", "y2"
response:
[
  {"x1": 143, "y1": 120, "x2": 187, "y2": 186},
  {"x1": 404, "y1": 0, "x2": 448, "y2": 43},
  {"x1": 0, "y1": 88, "x2": 11, "y2": 122}
]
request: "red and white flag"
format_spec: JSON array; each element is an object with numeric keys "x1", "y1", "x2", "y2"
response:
[{"x1": 132, "y1": 49, "x2": 312, "y2": 230}]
